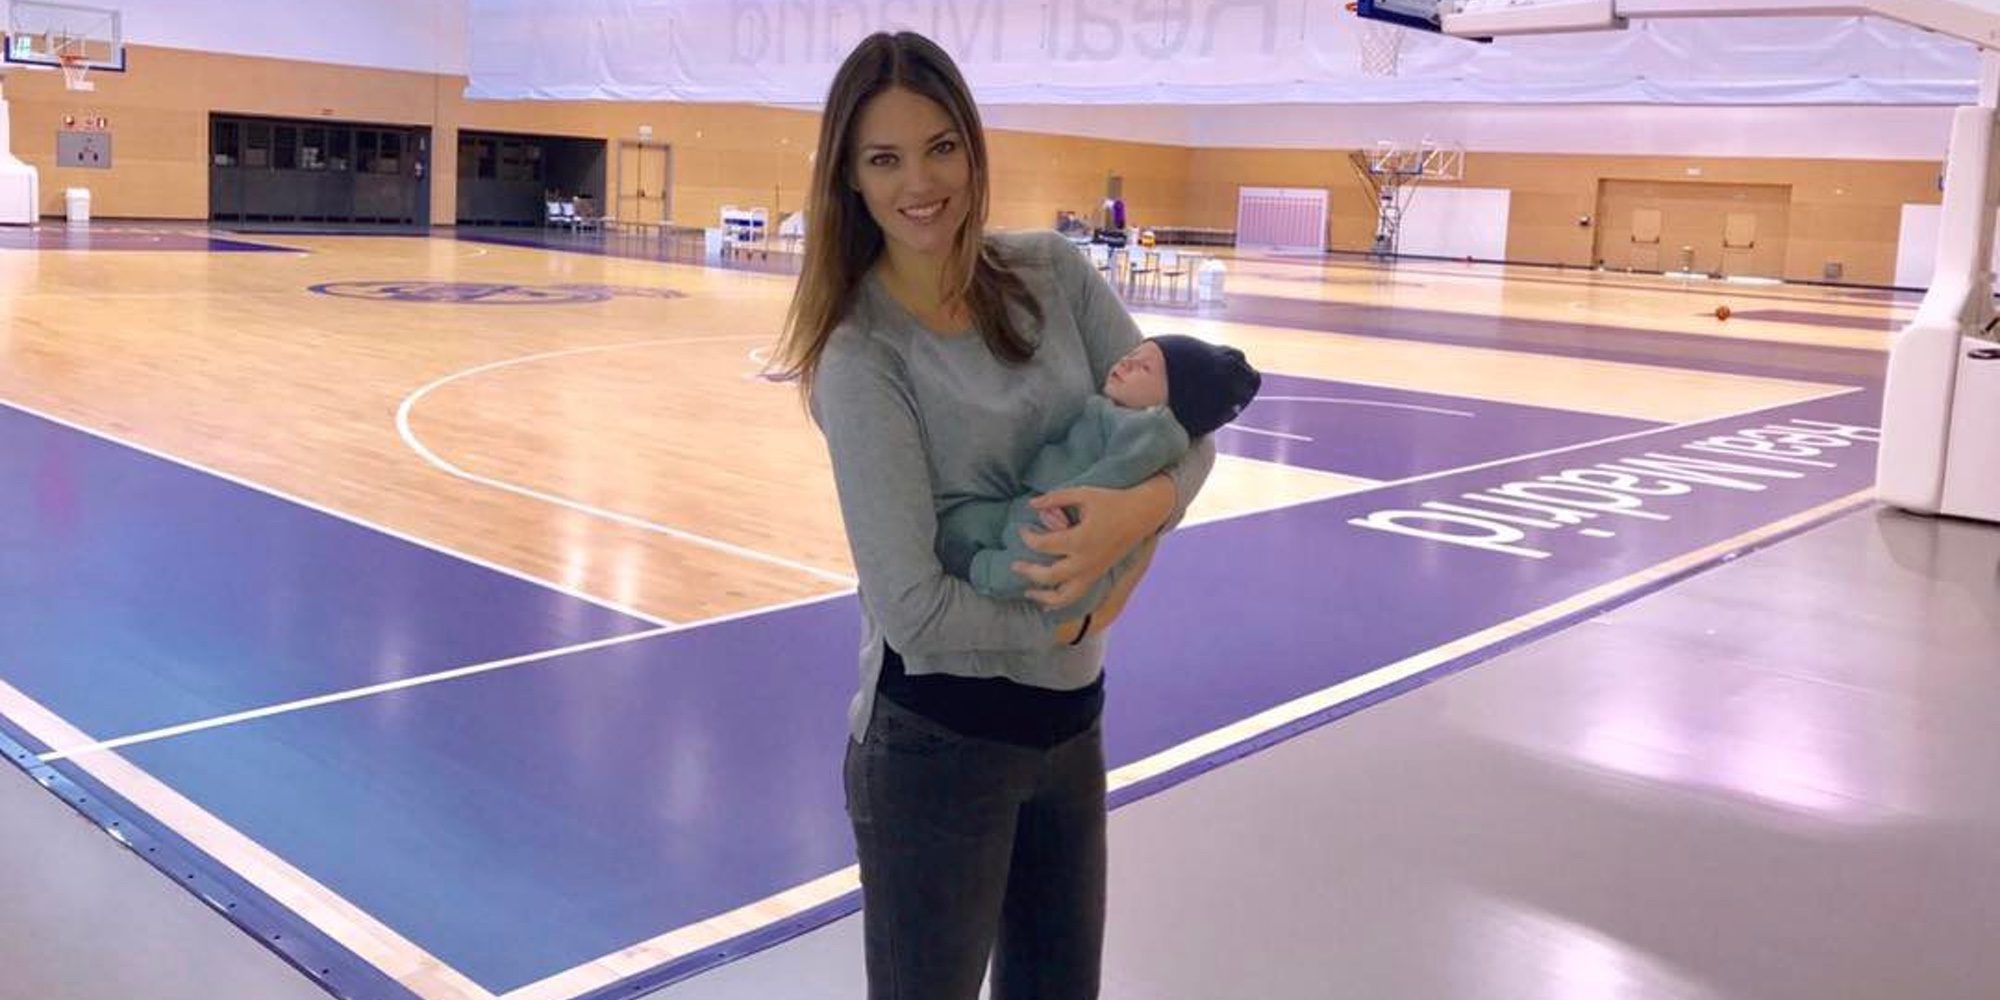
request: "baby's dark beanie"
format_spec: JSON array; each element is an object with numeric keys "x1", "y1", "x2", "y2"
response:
[{"x1": 1151, "y1": 334, "x2": 1262, "y2": 438}]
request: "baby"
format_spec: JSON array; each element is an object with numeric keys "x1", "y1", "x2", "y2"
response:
[{"x1": 938, "y1": 334, "x2": 1262, "y2": 619}]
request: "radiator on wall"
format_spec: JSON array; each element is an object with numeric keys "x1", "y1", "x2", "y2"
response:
[{"x1": 1236, "y1": 186, "x2": 1327, "y2": 253}]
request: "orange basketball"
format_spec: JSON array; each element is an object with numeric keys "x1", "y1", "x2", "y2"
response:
[{"x1": 1714, "y1": 305, "x2": 1732, "y2": 321}]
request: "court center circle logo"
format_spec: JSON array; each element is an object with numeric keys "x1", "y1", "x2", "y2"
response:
[{"x1": 308, "y1": 281, "x2": 686, "y2": 305}]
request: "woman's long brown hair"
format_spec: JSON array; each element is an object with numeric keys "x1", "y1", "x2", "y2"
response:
[{"x1": 772, "y1": 31, "x2": 1043, "y2": 401}]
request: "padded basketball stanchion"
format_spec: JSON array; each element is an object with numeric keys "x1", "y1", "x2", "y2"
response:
[
  {"x1": 1, "y1": 3, "x2": 125, "y2": 224},
  {"x1": 1878, "y1": 48, "x2": 2000, "y2": 523},
  {"x1": 0, "y1": 72, "x2": 40, "y2": 225}
]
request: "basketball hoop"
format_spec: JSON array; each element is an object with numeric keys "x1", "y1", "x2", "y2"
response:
[
  {"x1": 1346, "y1": 2, "x2": 1406, "y2": 77},
  {"x1": 57, "y1": 51, "x2": 93, "y2": 91}
]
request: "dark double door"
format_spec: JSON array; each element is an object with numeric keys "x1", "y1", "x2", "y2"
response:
[{"x1": 210, "y1": 114, "x2": 430, "y2": 226}]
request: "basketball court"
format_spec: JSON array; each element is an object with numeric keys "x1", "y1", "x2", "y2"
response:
[{"x1": 2, "y1": 2, "x2": 1998, "y2": 999}]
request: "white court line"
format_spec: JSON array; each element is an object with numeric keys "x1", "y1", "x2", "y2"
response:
[
  {"x1": 0, "y1": 397, "x2": 670, "y2": 628},
  {"x1": 1187, "y1": 384, "x2": 1867, "y2": 531},
  {"x1": 1255, "y1": 395, "x2": 1477, "y2": 417},
  {"x1": 742, "y1": 345, "x2": 785, "y2": 383},
  {"x1": 1131, "y1": 314, "x2": 1866, "y2": 401},
  {"x1": 39, "y1": 626, "x2": 672, "y2": 762},
  {"x1": 1225, "y1": 425, "x2": 1312, "y2": 442},
  {"x1": 670, "y1": 585, "x2": 856, "y2": 629},
  {"x1": 1229, "y1": 394, "x2": 1477, "y2": 442},
  {"x1": 0, "y1": 677, "x2": 497, "y2": 1000},
  {"x1": 43, "y1": 589, "x2": 863, "y2": 761},
  {"x1": 396, "y1": 338, "x2": 859, "y2": 589}
]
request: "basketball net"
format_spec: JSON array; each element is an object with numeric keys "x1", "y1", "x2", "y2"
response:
[
  {"x1": 56, "y1": 35, "x2": 94, "y2": 91},
  {"x1": 1348, "y1": 5, "x2": 1406, "y2": 77}
]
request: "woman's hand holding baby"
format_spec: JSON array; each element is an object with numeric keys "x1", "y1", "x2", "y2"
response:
[{"x1": 1013, "y1": 475, "x2": 1175, "y2": 610}]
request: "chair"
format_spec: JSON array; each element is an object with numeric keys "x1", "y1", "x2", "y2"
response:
[
  {"x1": 720, "y1": 205, "x2": 770, "y2": 259},
  {"x1": 1124, "y1": 246, "x2": 1154, "y2": 298},
  {"x1": 1087, "y1": 243, "x2": 1113, "y2": 282},
  {"x1": 1155, "y1": 248, "x2": 1188, "y2": 302}
]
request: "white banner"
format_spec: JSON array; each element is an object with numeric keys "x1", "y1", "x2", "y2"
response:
[
  {"x1": 467, "y1": 0, "x2": 1983, "y2": 105},
  {"x1": 118, "y1": 0, "x2": 468, "y2": 74}
]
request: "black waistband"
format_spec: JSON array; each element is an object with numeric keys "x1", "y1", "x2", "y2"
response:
[{"x1": 875, "y1": 644, "x2": 1104, "y2": 749}]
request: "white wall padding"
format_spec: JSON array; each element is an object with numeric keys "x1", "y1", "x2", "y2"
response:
[{"x1": 1395, "y1": 187, "x2": 1511, "y2": 262}]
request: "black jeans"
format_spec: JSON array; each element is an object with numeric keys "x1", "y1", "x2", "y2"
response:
[{"x1": 844, "y1": 694, "x2": 1108, "y2": 1000}]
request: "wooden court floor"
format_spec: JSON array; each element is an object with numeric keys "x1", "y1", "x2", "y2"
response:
[
  {"x1": 0, "y1": 228, "x2": 1908, "y2": 998},
  {"x1": 0, "y1": 232, "x2": 1878, "y2": 629}
]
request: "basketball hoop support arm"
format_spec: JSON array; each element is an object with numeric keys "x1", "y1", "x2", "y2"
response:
[
  {"x1": 1449, "y1": 1, "x2": 2000, "y2": 50},
  {"x1": 1617, "y1": 1, "x2": 2000, "y2": 49}
]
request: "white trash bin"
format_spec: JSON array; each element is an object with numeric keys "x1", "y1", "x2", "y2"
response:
[
  {"x1": 1195, "y1": 257, "x2": 1227, "y2": 303},
  {"x1": 65, "y1": 187, "x2": 91, "y2": 225}
]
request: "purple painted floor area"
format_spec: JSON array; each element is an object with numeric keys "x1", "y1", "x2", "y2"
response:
[
  {"x1": 1836, "y1": 287, "x2": 1933, "y2": 303},
  {"x1": 1106, "y1": 387, "x2": 1881, "y2": 767},
  {"x1": 69, "y1": 387, "x2": 1883, "y2": 997},
  {"x1": 1246, "y1": 252, "x2": 1932, "y2": 307},
  {"x1": 0, "y1": 404, "x2": 657, "y2": 749},
  {"x1": 1246, "y1": 270, "x2": 1430, "y2": 289},
  {"x1": 454, "y1": 230, "x2": 805, "y2": 275},
  {"x1": 1224, "y1": 373, "x2": 1659, "y2": 481},
  {"x1": 0, "y1": 226, "x2": 297, "y2": 252},
  {"x1": 1174, "y1": 293, "x2": 1887, "y2": 387},
  {"x1": 1724, "y1": 308, "x2": 1901, "y2": 331},
  {"x1": 118, "y1": 599, "x2": 863, "y2": 995}
]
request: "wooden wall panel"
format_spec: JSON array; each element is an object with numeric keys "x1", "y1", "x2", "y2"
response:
[{"x1": 0, "y1": 44, "x2": 1944, "y2": 286}]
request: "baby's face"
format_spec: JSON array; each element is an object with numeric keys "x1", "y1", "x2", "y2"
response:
[{"x1": 1104, "y1": 340, "x2": 1168, "y2": 409}]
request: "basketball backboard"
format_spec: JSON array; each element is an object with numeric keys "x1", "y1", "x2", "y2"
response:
[
  {"x1": 1369, "y1": 140, "x2": 1465, "y2": 180},
  {"x1": 1355, "y1": 0, "x2": 2000, "y2": 50},
  {"x1": 3, "y1": 2, "x2": 125, "y2": 73},
  {"x1": 1354, "y1": 0, "x2": 1457, "y2": 33}
]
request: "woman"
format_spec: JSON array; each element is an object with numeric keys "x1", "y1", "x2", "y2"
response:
[{"x1": 771, "y1": 31, "x2": 1216, "y2": 999}]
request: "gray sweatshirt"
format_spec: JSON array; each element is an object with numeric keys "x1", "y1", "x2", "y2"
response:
[{"x1": 809, "y1": 229, "x2": 1216, "y2": 742}]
